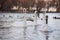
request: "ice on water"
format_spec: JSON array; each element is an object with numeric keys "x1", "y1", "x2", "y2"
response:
[{"x1": 0, "y1": 13, "x2": 60, "y2": 40}]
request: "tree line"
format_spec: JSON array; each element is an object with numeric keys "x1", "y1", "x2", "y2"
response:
[{"x1": 0, "y1": 0, "x2": 60, "y2": 12}]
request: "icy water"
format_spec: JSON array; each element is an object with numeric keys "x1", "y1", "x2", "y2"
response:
[{"x1": 0, "y1": 13, "x2": 60, "y2": 40}]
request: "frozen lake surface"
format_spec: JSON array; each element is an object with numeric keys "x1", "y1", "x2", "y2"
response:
[{"x1": 0, "y1": 13, "x2": 60, "y2": 40}]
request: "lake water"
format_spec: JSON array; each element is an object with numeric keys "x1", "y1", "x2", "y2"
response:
[{"x1": 0, "y1": 13, "x2": 60, "y2": 40}]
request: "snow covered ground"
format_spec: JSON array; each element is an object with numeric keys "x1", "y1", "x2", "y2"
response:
[{"x1": 0, "y1": 13, "x2": 60, "y2": 40}]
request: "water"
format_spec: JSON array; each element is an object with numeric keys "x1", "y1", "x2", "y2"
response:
[{"x1": 0, "y1": 13, "x2": 60, "y2": 40}]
